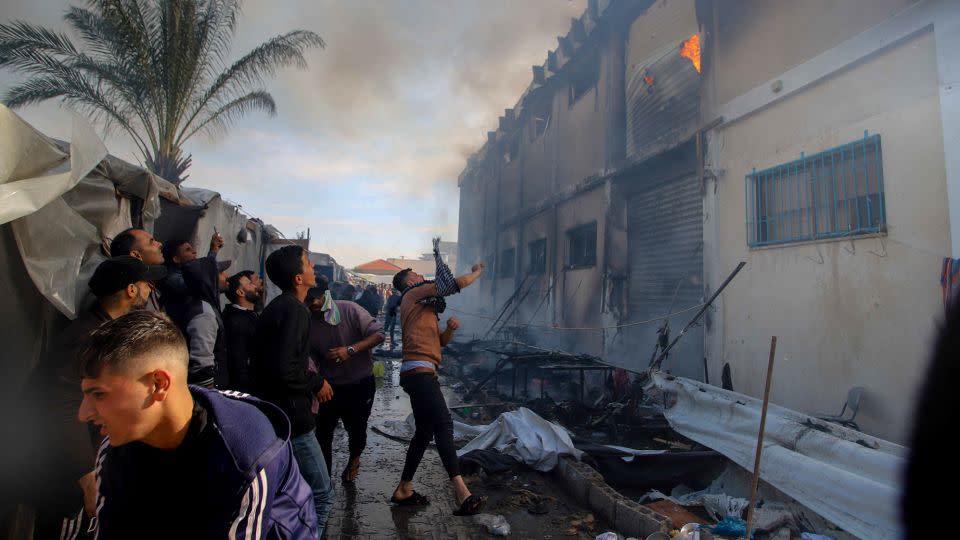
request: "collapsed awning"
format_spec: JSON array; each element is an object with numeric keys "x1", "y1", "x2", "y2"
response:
[{"x1": 652, "y1": 372, "x2": 905, "y2": 540}]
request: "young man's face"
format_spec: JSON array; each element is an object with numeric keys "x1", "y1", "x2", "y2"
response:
[
  {"x1": 130, "y1": 229, "x2": 164, "y2": 266},
  {"x1": 237, "y1": 275, "x2": 259, "y2": 301},
  {"x1": 249, "y1": 274, "x2": 264, "y2": 293},
  {"x1": 174, "y1": 242, "x2": 197, "y2": 265},
  {"x1": 79, "y1": 367, "x2": 161, "y2": 446},
  {"x1": 299, "y1": 252, "x2": 316, "y2": 288},
  {"x1": 405, "y1": 271, "x2": 424, "y2": 288}
]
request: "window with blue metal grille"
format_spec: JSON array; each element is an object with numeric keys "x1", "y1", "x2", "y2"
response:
[{"x1": 746, "y1": 133, "x2": 886, "y2": 247}]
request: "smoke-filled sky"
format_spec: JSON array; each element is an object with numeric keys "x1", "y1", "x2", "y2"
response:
[{"x1": 0, "y1": 0, "x2": 586, "y2": 266}]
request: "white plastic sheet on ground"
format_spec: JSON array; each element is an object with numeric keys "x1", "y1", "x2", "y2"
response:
[
  {"x1": 456, "y1": 407, "x2": 583, "y2": 472},
  {"x1": 652, "y1": 373, "x2": 905, "y2": 540}
]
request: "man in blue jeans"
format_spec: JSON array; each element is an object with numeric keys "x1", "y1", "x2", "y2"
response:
[{"x1": 251, "y1": 245, "x2": 334, "y2": 536}]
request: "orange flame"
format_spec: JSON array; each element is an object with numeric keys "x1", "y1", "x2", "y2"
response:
[
  {"x1": 680, "y1": 33, "x2": 701, "y2": 73},
  {"x1": 643, "y1": 74, "x2": 654, "y2": 86}
]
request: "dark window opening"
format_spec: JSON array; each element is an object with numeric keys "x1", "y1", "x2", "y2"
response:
[
  {"x1": 567, "y1": 222, "x2": 597, "y2": 268},
  {"x1": 528, "y1": 97, "x2": 552, "y2": 142},
  {"x1": 499, "y1": 247, "x2": 516, "y2": 278},
  {"x1": 568, "y1": 52, "x2": 599, "y2": 106},
  {"x1": 528, "y1": 238, "x2": 547, "y2": 274},
  {"x1": 503, "y1": 133, "x2": 521, "y2": 164}
]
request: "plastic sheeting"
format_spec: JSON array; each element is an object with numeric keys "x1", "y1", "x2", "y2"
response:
[
  {"x1": 0, "y1": 106, "x2": 106, "y2": 226},
  {"x1": 652, "y1": 373, "x2": 905, "y2": 540},
  {"x1": 456, "y1": 407, "x2": 583, "y2": 472}
]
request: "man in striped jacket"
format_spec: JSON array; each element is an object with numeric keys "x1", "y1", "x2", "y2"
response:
[{"x1": 77, "y1": 311, "x2": 317, "y2": 539}]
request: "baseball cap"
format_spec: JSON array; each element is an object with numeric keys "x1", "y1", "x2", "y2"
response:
[{"x1": 89, "y1": 256, "x2": 168, "y2": 298}]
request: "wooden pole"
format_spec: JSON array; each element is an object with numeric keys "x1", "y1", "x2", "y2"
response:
[{"x1": 744, "y1": 336, "x2": 777, "y2": 540}]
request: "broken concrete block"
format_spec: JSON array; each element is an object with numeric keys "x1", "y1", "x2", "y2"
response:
[{"x1": 587, "y1": 482, "x2": 619, "y2": 524}]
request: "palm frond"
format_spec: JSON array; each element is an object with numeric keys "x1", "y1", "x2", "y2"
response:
[
  {"x1": 177, "y1": 29, "x2": 322, "y2": 144},
  {"x1": 185, "y1": 89, "x2": 276, "y2": 141}
]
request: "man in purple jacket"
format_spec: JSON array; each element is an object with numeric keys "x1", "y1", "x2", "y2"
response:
[
  {"x1": 78, "y1": 311, "x2": 317, "y2": 539},
  {"x1": 306, "y1": 279, "x2": 384, "y2": 482}
]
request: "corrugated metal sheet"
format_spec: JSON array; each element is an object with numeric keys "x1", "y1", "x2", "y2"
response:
[
  {"x1": 626, "y1": 40, "x2": 701, "y2": 163},
  {"x1": 627, "y1": 173, "x2": 703, "y2": 376}
]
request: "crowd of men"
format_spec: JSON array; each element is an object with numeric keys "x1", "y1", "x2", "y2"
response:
[{"x1": 24, "y1": 229, "x2": 485, "y2": 539}]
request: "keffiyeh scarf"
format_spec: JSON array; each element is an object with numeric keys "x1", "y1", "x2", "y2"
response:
[
  {"x1": 321, "y1": 290, "x2": 341, "y2": 326},
  {"x1": 401, "y1": 238, "x2": 460, "y2": 315}
]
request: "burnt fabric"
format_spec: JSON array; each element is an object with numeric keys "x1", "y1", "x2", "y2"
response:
[
  {"x1": 458, "y1": 449, "x2": 520, "y2": 475},
  {"x1": 399, "y1": 373, "x2": 460, "y2": 480}
]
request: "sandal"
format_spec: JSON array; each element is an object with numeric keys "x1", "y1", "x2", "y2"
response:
[
  {"x1": 390, "y1": 491, "x2": 430, "y2": 506},
  {"x1": 452, "y1": 494, "x2": 486, "y2": 516},
  {"x1": 341, "y1": 458, "x2": 360, "y2": 484}
]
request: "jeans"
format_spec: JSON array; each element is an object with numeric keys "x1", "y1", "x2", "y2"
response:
[
  {"x1": 399, "y1": 373, "x2": 460, "y2": 481},
  {"x1": 315, "y1": 375, "x2": 377, "y2": 475},
  {"x1": 290, "y1": 430, "x2": 334, "y2": 538},
  {"x1": 384, "y1": 315, "x2": 397, "y2": 347}
]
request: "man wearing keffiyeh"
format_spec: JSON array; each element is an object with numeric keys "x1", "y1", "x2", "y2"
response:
[{"x1": 389, "y1": 238, "x2": 486, "y2": 516}]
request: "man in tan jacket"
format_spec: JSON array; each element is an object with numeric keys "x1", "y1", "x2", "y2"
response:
[{"x1": 389, "y1": 239, "x2": 485, "y2": 516}]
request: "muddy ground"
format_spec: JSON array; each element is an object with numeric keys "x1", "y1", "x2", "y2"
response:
[{"x1": 324, "y1": 356, "x2": 612, "y2": 539}]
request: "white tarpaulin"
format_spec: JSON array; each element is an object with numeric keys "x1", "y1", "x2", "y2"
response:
[
  {"x1": 0, "y1": 106, "x2": 106, "y2": 226},
  {"x1": 456, "y1": 407, "x2": 583, "y2": 472},
  {"x1": 652, "y1": 373, "x2": 905, "y2": 540}
]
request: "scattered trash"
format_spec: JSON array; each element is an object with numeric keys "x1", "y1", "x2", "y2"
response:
[
  {"x1": 800, "y1": 534, "x2": 834, "y2": 540},
  {"x1": 566, "y1": 513, "x2": 596, "y2": 536},
  {"x1": 709, "y1": 517, "x2": 752, "y2": 538},
  {"x1": 644, "y1": 500, "x2": 707, "y2": 529},
  {"x1": 528, "y1": 499, "x2": 550, "y2": 515},
  {"x1": 474, "y1": 513, "x2": 511, "y2": 536},
  {"x1": 372, "y1": 360, "x2": 385, "y2": 378},
  {"x1": 645, "y1": 533, "x2": 670, "y2": 540},
  {"x1": 595, "y1": 532, "x2": 619, "y2": 540}
]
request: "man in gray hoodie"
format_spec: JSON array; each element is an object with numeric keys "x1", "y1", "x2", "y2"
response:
[{"x1": 168, "y1": 256, "x2": 232, "y2": 388}]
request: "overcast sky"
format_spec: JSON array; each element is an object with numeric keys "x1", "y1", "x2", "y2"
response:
[{"x1": 0, "y1": 0, "x2": 587, "y2": 267}]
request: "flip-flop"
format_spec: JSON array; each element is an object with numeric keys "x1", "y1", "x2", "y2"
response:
[
  {"x1": 452, "y1": 494, "x2": 486, "y2": 516},
  {"x1": 390, "y1": 491, "x2": 430, "y2": 506}
]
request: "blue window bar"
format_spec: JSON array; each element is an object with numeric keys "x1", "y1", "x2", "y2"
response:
[{"x1": 746, "y1": 132, "x2": 886, "y2": 247}]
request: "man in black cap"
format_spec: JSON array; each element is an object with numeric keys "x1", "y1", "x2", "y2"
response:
[
  {"x1": 168, "y1": 256, "x2": 232, "y2": 388},
  {"x1": 26, "y1": 256, "x2": 166, "y2": 539}
]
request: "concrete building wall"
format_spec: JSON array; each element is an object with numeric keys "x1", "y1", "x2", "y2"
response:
[
  {"x1": 712, "y1": 0, "x2": 916, "y2": 105},
  {"x1": 554, "y1": 188, "x2": 607, "y2": 355},
  {"x1": 704, "y1": 23, "x2": 947, "y2": 443}
]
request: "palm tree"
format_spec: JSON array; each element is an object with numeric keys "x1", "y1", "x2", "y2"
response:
[{"x1": 0, "y1": 0, "x2": 323, "y2": 183}]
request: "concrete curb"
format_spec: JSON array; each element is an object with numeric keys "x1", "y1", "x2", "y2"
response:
[{"x1": 553, "y1": 456, "x2": 673, "y2": 539}]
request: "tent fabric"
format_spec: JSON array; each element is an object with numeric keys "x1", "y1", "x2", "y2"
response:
[
  {"x1": 0, "y1": 107, "x2": 106, "y2": 227},
  {"x1": 456, "y1": 407, "x2": 583, "y2": 472},
  {"x1": 652, "y1": 373, "x2": 905, "y2": 540}
]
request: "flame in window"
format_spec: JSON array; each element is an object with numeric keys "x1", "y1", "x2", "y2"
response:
[{"x1": 680, "y1": 33, "x2": 701, "y2": 73}]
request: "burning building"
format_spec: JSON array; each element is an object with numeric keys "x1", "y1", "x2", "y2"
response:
[{"x1": 454, "y1": 0, "x2": 960, "y2": 445}]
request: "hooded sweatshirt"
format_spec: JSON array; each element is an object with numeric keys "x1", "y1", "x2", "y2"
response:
[
  {"x1": 171, "y1": 257, "x2": 226, "y2": 387},
  {"x1": 91, "y1": 387, "x2": 317, "y2": 539}
]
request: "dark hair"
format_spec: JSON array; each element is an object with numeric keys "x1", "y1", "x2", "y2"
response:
[
  {"x1": 392, "y1": 268, "x2": 412, "y2": 291},
  {"x1": 110, "y1": 228, "x2": 140, "y2": 257},
  {"x1": 265, "y1": 245, "x2": 305, "y2": 291},
  {"x1": 239, "y1": 270, "x2": 256, "y2": 280},
  {"x1": 80, "y1": 311, "x2": 187, "y2": 378},
  {"x1": 225, "y1": 272, "x2": 247, "y2": 303},
  {"x1": 161, "y1": 239, "x2": 190, "y2": 265}
]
